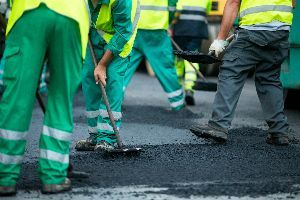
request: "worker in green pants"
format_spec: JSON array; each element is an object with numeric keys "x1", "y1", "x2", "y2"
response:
[
  {"x1": 0, "y1": 1, "x2": 89, "y2": 196},
  {"x1": 75, "y1": 0, "x2": 140, "y2": 151},
  {"x1": 123, "y1": 0, "x2": 185, "y2": 111}
]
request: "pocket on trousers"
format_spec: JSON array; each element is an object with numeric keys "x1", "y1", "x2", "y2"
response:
[{"x1": 2, "y1": 46, "x2": 20, "y2": 80}]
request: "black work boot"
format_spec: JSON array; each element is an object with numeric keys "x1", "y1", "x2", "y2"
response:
[
  {"x1": 0, "y1": 185, "x2": 17, "y2": 196},
  {"x1": 190, "y1": 124, "x2": 228, "y2": 143},
  {"x1": 185, "y1": 90, "x2": 195, "y2": 106},
  {"x1": 266, "y1": 133, "x2": 289, "y2": 146},
  {"x1": 75, "y1": 136, "x2": 96, "y2": 151},
  {"x1": 41, "y1": 178, "x2": 71, "y2": 194}
]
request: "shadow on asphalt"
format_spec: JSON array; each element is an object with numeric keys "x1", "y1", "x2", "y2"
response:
[{"x1": 19, "y1": 127, "x2": 300, "y2": 197}]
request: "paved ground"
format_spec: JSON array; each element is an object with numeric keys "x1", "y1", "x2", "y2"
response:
[{"x1": 3, "y1": 73, "x2": 300, "y2": 199}]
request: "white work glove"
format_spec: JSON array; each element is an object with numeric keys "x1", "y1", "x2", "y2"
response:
[
  {"x1": 209, "y1": 39, "x2": 229, "y2": 58},
  {"x1": 0, "y1": 0, "x2": 7, "y2": 14}
]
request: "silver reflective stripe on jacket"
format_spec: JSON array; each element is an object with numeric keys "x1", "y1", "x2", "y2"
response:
[
  {"x1": 182, "y1": 6, "x2": 206, "y2": 12},
  {"x1": 140, "y1": 5, "x2": 168, "y2": 11},
  {"x1": 240, "y1": 5, "x2": 293, "y2": 18},
  {"x1": 179, "y1": 14, "x2": 207, "y2": 22}
]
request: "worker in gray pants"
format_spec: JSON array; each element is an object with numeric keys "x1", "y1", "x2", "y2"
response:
[{"x1": 190, "y1": 0, "x2": 295, "y2": 146}]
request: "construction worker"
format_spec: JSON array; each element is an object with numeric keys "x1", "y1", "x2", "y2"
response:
[
  {"x1": 190, "y1": 0, "x2": 295, "y2": 146},
  {"x1": 75, "y1": 0, "x2": 140, "y2": 151},
  {"x1": 0, "y1": 0, "x2": 90, "y2": 195},
  {"x1": 171, "y1": 0, "x2": 212, "y2": 106},
  {"x1": 123, "y1": 0, "x2": 185, "y2": 111}
]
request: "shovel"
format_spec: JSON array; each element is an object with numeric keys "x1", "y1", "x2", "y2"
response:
[
  {"x1": 88, "y1": 39, "x2": 142, "y2": 155},
  {"x1": 170, "y1": 37, "x2": 218, "y2": 92}
]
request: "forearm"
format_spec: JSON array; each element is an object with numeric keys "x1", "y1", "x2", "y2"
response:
[
  {"x1": 99, "y1": 50, "x2": 114, "y2": 67},
  {"x1": 217, "y1": 0, "x2": 240, "y2": 40}
]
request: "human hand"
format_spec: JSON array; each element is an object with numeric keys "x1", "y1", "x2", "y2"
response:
[
  {"x1": 94, "y1": 63, "x2": 107, "y2": 87},
  {"x1": 209, "y1": 39, "x2": 229, "y2": 58}
]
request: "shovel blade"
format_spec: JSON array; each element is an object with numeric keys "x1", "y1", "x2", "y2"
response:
[
  {"x1": 193, "y1": 80, "x2": 218, "y2": 92},
  {"x1": 174, "y1": 50, "x2": 221, "y2": 64}
]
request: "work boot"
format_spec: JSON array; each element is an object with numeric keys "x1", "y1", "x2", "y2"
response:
[
  {"x1": 75, "y1": 136, "x2": 96, "y2": 151},
  {"x1": 41, "y1": 178, "x2": 71, "y2": 194},
  {"x1": 190, "y1": 124, "x2": 228, "y2": 143},
  {"x1": 266, "y1": 133, "x2": 289, "y2": 146},
  {"x1": 94, "y1": 141, "x2": 115, "y2": 152},
  {"x1": 185, "y1": 90, "x2": 195, "y2": 106},
  {"x1": 0, "y1": 185, "x2": 17, "y2": 196}
]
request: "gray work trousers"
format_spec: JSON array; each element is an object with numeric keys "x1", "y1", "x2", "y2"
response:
[{"x1": 208, "y1": 29, "x2": 289, "y2": 136}]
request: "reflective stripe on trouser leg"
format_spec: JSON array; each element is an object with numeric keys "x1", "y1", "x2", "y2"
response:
[
  {"x1": 82, "y1": 40, "x2": 104, "y2": 138},
  {"x1": 0, "y1": 129, "x2": 27, "y2": 186},
  {"x1": 96, "y1": 56, "x2": 129, "y2": 145},
  {"x1": 139, "y1": 30, "x2": 185, "y2": 110},
  {"x1": 184, "y1": 60, "x2": 199, "y2": 91},
  {"x1": 38, "y1": 8, "x2": 82, "y2": 185},
  {"x1": 0, "y1": 7, "x2": 51, "y2": 186}
]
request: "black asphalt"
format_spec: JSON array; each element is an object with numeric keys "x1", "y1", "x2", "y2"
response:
[{"x1": 7, "y1": 73, "x2": 300, "y2": 198}]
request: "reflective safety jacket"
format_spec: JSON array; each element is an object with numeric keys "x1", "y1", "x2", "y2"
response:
[
  {"x1": 239, "y1": 0, "x2": 293, "y2": 27},
  {"x1": 174, "y1": 0, "x2": 212, "y2": 38},
  {"x1": 95, "y1": 0, "x2": 140, "y2": 58},
  {"x1": 6, "y1": 0, "x2": 90, "y2": 58},
  {"x1": 138, "y1": 0, "x2": 169, "y2": 30}
]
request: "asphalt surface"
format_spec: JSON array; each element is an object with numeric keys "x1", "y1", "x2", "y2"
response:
[{"x1": 3, "y1": 73, "x2": 300, "y2": 199}]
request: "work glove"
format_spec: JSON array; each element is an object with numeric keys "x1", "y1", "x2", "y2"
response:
[
  {"x1": 0, "y1": 0, "x2": 7, "y2": 14},
  {"x1": 209, "y1": 39, "x2": 229, "y2": 58}
]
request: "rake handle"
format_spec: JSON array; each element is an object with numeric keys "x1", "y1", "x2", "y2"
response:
[{"x1": 88, "y1": 39, "x2": 123, "y2": 149}]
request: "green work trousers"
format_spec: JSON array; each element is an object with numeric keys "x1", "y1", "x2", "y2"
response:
[
  {"x1": 82, "y1": 30, "x2": 129, "y2": 145},
  {"x1": 0, "y1": 5, "x2": 82, "y2": 186},
  {"x1": 124, "y1": 29, "x2": 185, "y2": 110}
]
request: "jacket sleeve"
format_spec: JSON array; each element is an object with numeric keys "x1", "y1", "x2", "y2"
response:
[{"x1": 106, "y1": 0, "x2": 132, "y2": 56}]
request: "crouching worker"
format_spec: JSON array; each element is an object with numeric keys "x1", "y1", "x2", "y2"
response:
[
  {"x1": 75, "y1": 0, "x2": 140, "y2": 151},
  {"x1": 0, "y1": 0, "x2": 90, "y2": 196}
]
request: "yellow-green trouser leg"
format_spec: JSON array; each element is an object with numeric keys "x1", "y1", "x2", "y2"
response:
[
  {"x1": 82, "y1": 31, "x2": 129, "y2": 145},
  {"x1": 0, "y1": 5, "x2": 82, "y2": 186},
  {"x1": 184, "y1": 60, "x2": 199, "y2": 91},
  {"x1": 124, "y1": 30, "x2": 185, "y2": 110},
  {"x1": 175, "y1": 56, "x2": 185, "y2": 86}
]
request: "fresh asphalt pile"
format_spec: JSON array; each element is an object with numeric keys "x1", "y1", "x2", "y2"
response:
[{"x1": 15, "y1": 73, "x2": 300, "y2": 198}]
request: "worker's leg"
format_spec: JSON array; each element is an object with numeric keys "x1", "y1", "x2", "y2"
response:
[
  {"x1": 182, "y1": 38, "x2": 202, "y2": 92},
  {"x1": 208, "y1": 30, "x2": 258, "y2": 131},
  {"x1": 175, "y1": 56, "x2": 184, "y2": 86},
  {"x1": 38, "y1": 9, "x2": 82, "y2": 185},
  {"x1": 254, "y1": 31, "x2": 289, "y2": 137},
  {"x1": 81, "y1": 33, "x2": 105, "y2": 141},
  {"x1": 39, "y1": 63, "x2": 48, "y2": 94},
  {"x1": 123, "y1": 31, "x2": 144, "y2": 91},
  {"x1": 96, "y1": 56, "x2": 130, "y2": 145},
  {"x1": 142, "y1": 30, "x2": 185, "y2": 110},
  {"x1": 0, "y1": 6, "x2": 48, "y2": 186}
]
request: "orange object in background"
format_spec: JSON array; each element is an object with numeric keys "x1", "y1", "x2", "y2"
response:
[{"x1": 209, "y1": 0, "x2": 226, "y2": 16}]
